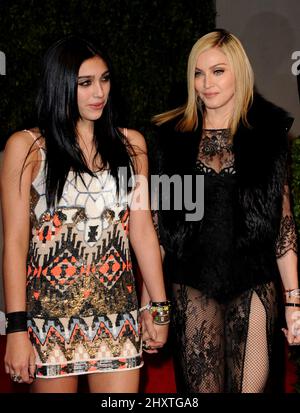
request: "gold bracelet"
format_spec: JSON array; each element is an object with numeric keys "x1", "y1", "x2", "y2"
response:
[{"x1": 150, "y1": 300, "x2": 171, "y2": 325}]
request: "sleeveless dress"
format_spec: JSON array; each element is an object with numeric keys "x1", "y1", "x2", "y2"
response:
[
  {"x1": 156, "y1": 128, "x2": 297, "y2": 392},
  {"x1": 25, "y1": 130, "x2": 142, "y2": 378}
]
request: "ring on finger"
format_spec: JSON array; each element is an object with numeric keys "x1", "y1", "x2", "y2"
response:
[
  {"x1": 11, "y1": 374, "x2": 22, "y2": 383},
  {"x1": 142, "y1": 341, "x2": 152, "y2": 350}
]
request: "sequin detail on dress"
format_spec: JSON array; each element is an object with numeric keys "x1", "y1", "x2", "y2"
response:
[{"x1": 26, "y1": 144, "x2": 142, "y2": 378}]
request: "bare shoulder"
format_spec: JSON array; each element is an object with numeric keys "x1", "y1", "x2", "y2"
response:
[
  {"x1": 124, "y1": 128, "x2": 147, "y2": 153},
  {"x1": 4, "y1": 129, "x2": 42, "y2": 162},
  {"x1": 5, "y1": 130, "x2": 32, "y2": 152},
  {"x1": 122, "y1": 129, "x2": 148, "y2": 175}
]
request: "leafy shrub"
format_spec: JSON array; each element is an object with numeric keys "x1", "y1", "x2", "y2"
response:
[{"x1": 0, "y1": 0, "x2": 216, "y2": 147}]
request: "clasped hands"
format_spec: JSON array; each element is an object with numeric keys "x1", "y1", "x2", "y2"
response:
[
  {"x1": 282, "y1": 307, "x2": 300, "y2": 346},
  {"x1": 141, "y1": 309, "x2": 169, "y2": 354}
]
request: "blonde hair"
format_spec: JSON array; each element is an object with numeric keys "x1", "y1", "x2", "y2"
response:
[{"x1": 153, "y1": 29, "x2": 254, "y2": 136}]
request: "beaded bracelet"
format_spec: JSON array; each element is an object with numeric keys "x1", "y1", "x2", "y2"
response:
[
  {"x1": 139, "y1": 303, "x2": 151, "y2": 313},
  {"x1": 285, "y1": 289, "x2": 300, "y2": 298},
  {"x1": 5, "y1": 311, "x2": 28, "y2": 334}
]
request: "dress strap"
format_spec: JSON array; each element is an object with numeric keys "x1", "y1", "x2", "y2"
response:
[
  {"x1": 123, "y1": 128, "x2": 128, "y2": 138},
  {"x1": 23, "y1": 129, "x2": 44, "y2": 150}
]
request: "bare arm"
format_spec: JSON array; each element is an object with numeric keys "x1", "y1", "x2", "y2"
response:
[
  {"x1": 126, "y1": 129, "x2": 168, "y2": 351},
  {"x1": 1, "y1": 131, "x2": 39, "y2": 383},
  {"x1": 127, "y1": 130, "x2": 166, "y2": 303},
  {"x1": 2, "y1": 133, "x2": 32, "y2": 312},
  {"x1": 276, "y1": 184, "x2": 300, "y2": 345}
]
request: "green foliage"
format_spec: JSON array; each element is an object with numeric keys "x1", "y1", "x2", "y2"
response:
[
  {"x1": 0, "y1": 0, "x2": 216, "y2": 146},
  {"x1": 290, "y1": 137, "x2": 300, "y2": 393}
]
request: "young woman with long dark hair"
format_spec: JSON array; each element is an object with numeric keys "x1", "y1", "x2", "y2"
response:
[{"x1": 1, "y1": 36, "x2": 169, "y2": 393}]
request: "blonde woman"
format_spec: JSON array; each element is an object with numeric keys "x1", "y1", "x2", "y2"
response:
[{"x1": 150, "y1": 29, "x2": 299, "y2": 392}]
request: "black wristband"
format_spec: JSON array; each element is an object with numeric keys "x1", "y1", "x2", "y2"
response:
[
  {"x1": 151, "y1": 300, "x2": 171, "y2": 307},
  {"x1": 5, "y1": 311, "x2": 28, "y2": 334},
  {"x1": 285, "y1": 303, "x2": 300, "y2": 308}
]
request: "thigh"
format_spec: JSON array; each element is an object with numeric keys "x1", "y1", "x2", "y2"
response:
[
  {"x1": 171, "y1": 283, "x2": 225, "y2": 393},
  {"x1": 225, "y1": 282, "x2": 277, "y2": 393},
  {"x1": 241, "y1": 291, "x2": 269, "y2": 393},
  {"x1": 30, "y1": 376, "x2": 78, "y2": 393},
  {"x1": 87, "y1": 369, "x2": 140, "y2": 393}
]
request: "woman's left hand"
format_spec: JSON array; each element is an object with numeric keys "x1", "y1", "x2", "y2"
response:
[
  {"x1": 282, "y1": 307, "x2": 300, "y2": 345},
  {"x1": 141, "y1": 310, "x2": 169, "y2": 354}
]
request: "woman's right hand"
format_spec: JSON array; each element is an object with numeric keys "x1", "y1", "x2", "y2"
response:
[
  {"x1": 4, "y1": 332, "x2": 36, "y2": 384},
  {"x1": 141, "y1": 310, "x2": 169, "y2": 354}
]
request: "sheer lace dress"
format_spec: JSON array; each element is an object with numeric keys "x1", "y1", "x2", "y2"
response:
[{"x1": 156, "y1": 129, "x2": 297, "y2": 392}]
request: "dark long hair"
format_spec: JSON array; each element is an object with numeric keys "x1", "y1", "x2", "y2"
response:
[{"x1": 36, "y1": 36, "x2": 135, "y2": 208}]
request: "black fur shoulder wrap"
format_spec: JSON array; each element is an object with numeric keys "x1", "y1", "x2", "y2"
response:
[{"x1": 153, "y1": 94, "x2": 294, "y2": 299}]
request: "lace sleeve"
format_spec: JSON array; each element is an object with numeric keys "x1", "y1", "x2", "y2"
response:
[{"x1": 276, "y1": 184, "x2": 298, "y2": 258}]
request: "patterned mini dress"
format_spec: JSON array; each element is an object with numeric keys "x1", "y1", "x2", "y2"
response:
[{"x1": 25, "y1": 130, "x2": 142, "y2": 378}]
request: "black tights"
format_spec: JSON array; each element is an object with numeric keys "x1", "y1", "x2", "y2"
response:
[{"x1": 171, "y1": 282, "x2": 278, "y2": 393}]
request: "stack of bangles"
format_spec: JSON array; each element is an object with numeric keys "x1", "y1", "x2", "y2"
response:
[
  {"x1": 284, "y1": 288, "x2": 300, "y2": 308},
  {"x1": 139, "y1": 300, "x2": 171, "y2": 325}
]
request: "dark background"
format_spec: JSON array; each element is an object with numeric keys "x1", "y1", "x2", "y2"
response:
[
  {"x1": 0, "y1": 0, "x2": 215, "y2": 147},
  {"x1": 1, "y1": 0, "x2": 300, "y2": 392}
]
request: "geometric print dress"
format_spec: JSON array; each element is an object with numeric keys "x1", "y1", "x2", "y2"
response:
[{"x1": 25, "y1": 130, "x2": 142, "y2": 378}]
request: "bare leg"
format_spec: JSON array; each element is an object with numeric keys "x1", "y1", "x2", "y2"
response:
[
  {"x1": 241, "y1": 291, "x2": 269, "y2": 393},
  {"x1": 87, "y1": 369, "x2": 140, "y2": 393},
  {"x1": 30, "y1": 376, "x2": 78, "y2": 393},
  {"x1": 225, "y1": 282, "x2": 277, "y2": 393}
]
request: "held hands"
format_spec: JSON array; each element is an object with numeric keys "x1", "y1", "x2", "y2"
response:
[
  {"x1": 141, "y1": 309, "x2": 169, "y2": 354},
  {"x1": 282, "y1": 290, "x2": 300, "y2": 345},
  {"x1": 282, "y1": 307, "x2": 300, "y2": 346},
  {"x1": 140, "y1": 301, "x2": 170, "y2": 354},
  {"x1": 4, "y1": 332, "x2": 36, "y2": 384}
]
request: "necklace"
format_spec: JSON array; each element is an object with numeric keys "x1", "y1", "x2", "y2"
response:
[{"x1": 95, "y1": 169, "x2": 109, "y2": 190}]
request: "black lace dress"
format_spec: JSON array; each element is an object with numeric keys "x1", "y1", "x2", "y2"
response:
[{"x1": 162, "y1": 129, "x2": 297, "y2": 393}]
